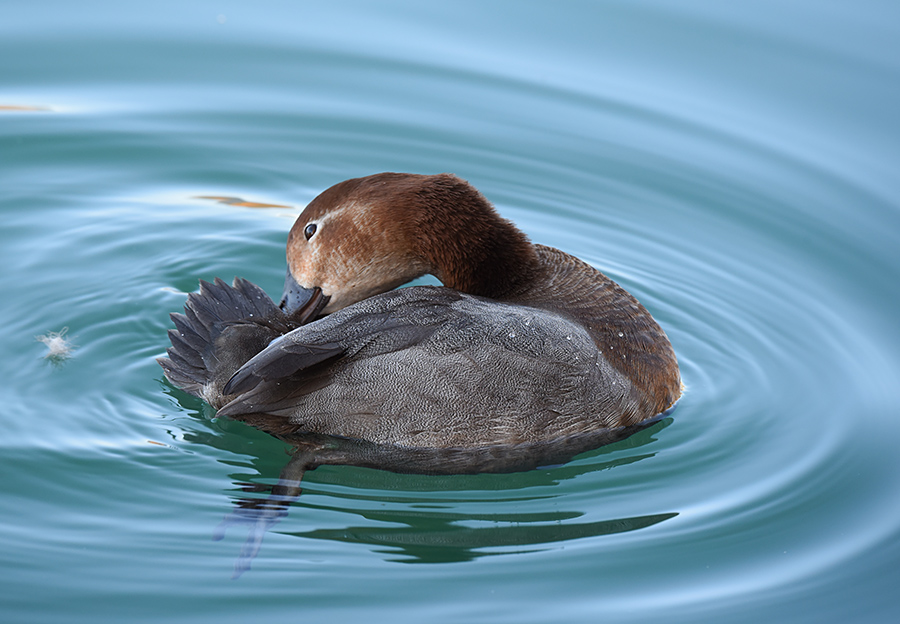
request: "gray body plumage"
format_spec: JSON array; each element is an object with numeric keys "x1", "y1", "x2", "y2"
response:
[{"x1": 217, "y1": 285, "x2": 633, "y2": 448}]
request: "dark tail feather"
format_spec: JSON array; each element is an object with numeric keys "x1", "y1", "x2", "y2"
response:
[{"x1": 158, "y1": 278, "x2": 296, "y2": 408}]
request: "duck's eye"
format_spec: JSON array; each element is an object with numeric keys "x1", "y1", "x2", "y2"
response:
[{"x1": 304, "y1": 223, "x2": 317, "y2": 240}]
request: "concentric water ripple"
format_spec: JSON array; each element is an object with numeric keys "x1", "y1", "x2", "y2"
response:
[{"x1": 3, "y1": 2, "x2": 899, "y2": 623}]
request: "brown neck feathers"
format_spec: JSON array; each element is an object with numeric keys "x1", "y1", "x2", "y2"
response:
[{"x1": 407, "y1": 174, "x2": 539, "y2": 298}]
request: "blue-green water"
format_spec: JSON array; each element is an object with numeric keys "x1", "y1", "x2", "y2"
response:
[{"x1": 3, "y1": 1, "x2": 900, "y2": 622}]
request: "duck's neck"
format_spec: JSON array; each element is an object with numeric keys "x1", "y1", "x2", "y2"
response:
[{"x1": 410, "y1": 176, "x2": 540, "y2": 298}]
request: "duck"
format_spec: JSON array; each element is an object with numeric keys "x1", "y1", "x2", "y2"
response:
[{"x1": 160, "y1": 172, "x2": 681, "y2": 465}]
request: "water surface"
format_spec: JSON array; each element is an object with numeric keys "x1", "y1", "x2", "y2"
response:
[{"x1": 2, "y1": 1, "x2": 900, "y2": 623}]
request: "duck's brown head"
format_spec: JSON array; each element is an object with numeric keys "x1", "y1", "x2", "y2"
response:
[{"x1": 281, "y1": 173, "x2": 539, "y2": 316}]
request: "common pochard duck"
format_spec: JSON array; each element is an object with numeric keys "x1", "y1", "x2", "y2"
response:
[{"x1": 160, "y1": 173, "x2": 680, "y2": 468}]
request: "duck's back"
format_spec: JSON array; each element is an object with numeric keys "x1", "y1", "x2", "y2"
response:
[{"x1": 213, "y1": 285, "x2": 638, "y2": 448}]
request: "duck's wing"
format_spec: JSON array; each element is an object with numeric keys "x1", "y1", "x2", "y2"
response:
[
  {"x1": 215, "y1": 284, "x2": 613, "y2": 419},
  {"x1": 221, "y1": 337, "x2": 344, "y2": 396},
  {"x1": 216, "y1": 289, "x2": 451, "y2": 418},
  {"x1": 216, "y1": 286, "x2": 632, "y2": 447},
  {"x1": 221, "y1": 312, "x2": 438, "y2": 397}
]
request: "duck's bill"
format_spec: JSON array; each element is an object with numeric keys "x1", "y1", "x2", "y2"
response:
[{"x1": 280, "y1": 271, "x2": 329, "y2": 323}]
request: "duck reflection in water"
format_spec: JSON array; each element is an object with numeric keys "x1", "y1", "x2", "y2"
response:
[
  {"x1": 159, "y1": 173, "x2": 681, "y2": 576},
  {"x1": 172, "y1": 403, "x2": 675, "y2": 577}
]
